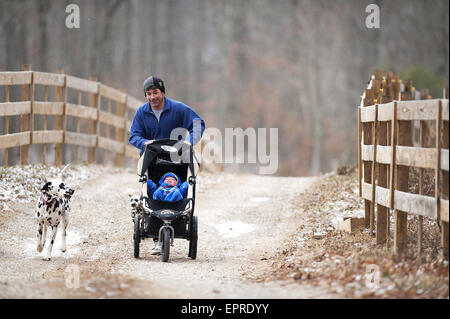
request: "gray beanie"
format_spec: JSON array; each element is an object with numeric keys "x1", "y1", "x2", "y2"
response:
[{"x1": 143, "y1": 76, "x2": 165, "y2": 96}]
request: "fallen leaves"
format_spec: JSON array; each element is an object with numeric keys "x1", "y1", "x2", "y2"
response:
[{"x1": 256, "y1": 168, "x2": 449, "y2": 298}]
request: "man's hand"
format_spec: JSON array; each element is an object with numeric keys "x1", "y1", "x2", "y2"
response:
[{"x1": 145, "y1": 140, "x2": 155, "y2": 145}]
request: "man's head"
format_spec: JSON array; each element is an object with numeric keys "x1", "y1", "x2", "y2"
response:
[{"x1": 143, "y1": 76, "x2": 165, "y2": 109}]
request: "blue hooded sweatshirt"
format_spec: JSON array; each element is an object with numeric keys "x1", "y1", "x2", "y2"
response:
[
  {"x1": 129, "y1": 96, "x2": 205, "y2": 155},
  {"x1": 147, "y1": 172, "x2": 189, "y2": 202}
]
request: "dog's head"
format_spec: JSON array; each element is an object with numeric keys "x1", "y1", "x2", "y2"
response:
[
  {"x1": 41, "y1": 179, "x2": 75, "y2": 201},
  {"x1": 129, "y1": 194, "x2": 141, "y2": 209}
]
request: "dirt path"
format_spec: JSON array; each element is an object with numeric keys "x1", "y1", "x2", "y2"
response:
[{"x1": 0, "y1": 170, "x2": 336, "y2": 298}]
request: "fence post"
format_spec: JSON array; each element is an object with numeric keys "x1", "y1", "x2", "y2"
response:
[
  {"x1": 363, "y1": 89, "x2": 374, "y2": 228},
  {"x1": 30, "y1": 71, "x2": 35, "y2": 147},
  {"x1": 104, "y1": 99, "x2": 112, "y2": 163},
  {"x1": 42, "y1": 85, "x2": 49, "y2": 164},
  {"x1": 88, "y1": 77, "x2": 98, "y2": 164},
  {"x1": 442, "y1": 89, "x2": 449, "y2": 259},
  {"x1": 417, "y1": 89, "x2": 430, "y2": 258},
  {"x1": 115, "y1": 89, "x2": 126, "y2": 167},
  {"x1": 96, "y1": 83, "x2": 102, "y2": 164},
  {"x1": 123, "y1": 94, "x2": 129, "y2": 167},
  {"x1": 74, "y1": 90, "x2": 82, "y2": 163},
  {"x1": 63, "y1": 73, "x2": 68, "y2": 164},
  {"x1": 358, "y1": 105, "x2": 362, "y2": 196},
  {"x1": 370, "y1": 103, "x2": 379, "y2": 233},
  {"x1": 436, "y1": 98, "x2": 447, "y2": 260},
  {"x1": 376, "y1": 96, "x2": 392, "y2": 245},
  {"x1": 394, "y1": 90, "x2": 413, "y2": 255},
  {"x1": 54, "y1": 69, "x2": 64, "y2": 166},
  {"x1": 3, "y1": 85, "x2": 10, "y2": 166},
  {"x1": 435, "y1": 100, "x2": 441, "y2": 217},
  {"x1": 389, "y1": 101, "x2": 397, "y2": 209},
  {"x1": 20, "y1": 65, "x2": 31, "y2": 165}
]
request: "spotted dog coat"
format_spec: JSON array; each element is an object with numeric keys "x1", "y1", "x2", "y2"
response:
[
  {"x1": 129, "y1": 194, "x2": 142, "y2": 220},
  {"x1": 35, "y1": 179, "x2": 74, "y2": 261}
]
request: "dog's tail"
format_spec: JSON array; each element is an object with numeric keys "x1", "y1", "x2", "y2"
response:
[{"x1": 58, "y1": 163, "x2": 72, "y2": 178}]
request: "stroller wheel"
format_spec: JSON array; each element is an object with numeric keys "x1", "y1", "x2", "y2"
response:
[
  {"x1": 133, "y1": 214, "x2": 141, "y2": 258},
  {"x1": 161, "y1": 228, "x2": 171, "y2": 262},
  {"x1": 189, "y1": 216, "x2": 198, "y2": 259}
]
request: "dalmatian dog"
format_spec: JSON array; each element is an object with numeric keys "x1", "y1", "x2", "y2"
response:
[
  {"x1": 35, "y1": 179, "x2": 75, "y2": 261},
  {"x1": 129, "y1": 194, "x2": 143, "y2": 221}
]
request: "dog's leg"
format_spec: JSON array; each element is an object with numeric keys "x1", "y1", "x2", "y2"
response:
[
  {"x1": 61, "y1": 212, "x2": 69, "y2": 253},
  {"x1": 43, "y1": 225, "x2": 58, "y2": 261},
  {"x1": 37, "y1": 221, "x2": 44, "y2": 252},
  {"x1": 42, "y1": 224, "x2": 47, "y2": 248}
]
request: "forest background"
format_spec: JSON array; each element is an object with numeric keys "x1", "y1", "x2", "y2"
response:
[{"x1": 0, "y1": 0, "x2": 448, "y2": 176}]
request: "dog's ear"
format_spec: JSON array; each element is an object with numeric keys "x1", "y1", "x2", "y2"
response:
[
  {"x1": 129, "y1": 194, "x2": 132, "y2": 198},
  {"x1": 41, "y1": 181, "x2": 52, "y2": 191}
]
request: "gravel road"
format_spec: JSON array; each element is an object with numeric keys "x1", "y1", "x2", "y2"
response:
[{"x1": 0, "y1": 169, "x2": 335, "y2": 298}]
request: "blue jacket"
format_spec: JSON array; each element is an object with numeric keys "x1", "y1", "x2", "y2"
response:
[
  {"x1": 129, "y1": 96, "x2": 205, "y2": 155},
  {"x1": 147, "y1": 172, "x2": 189, "y2": 202}
]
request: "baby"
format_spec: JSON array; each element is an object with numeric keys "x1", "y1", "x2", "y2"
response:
[{"x1": 147, "y1": 172, "x2": 189, "y2": 202}]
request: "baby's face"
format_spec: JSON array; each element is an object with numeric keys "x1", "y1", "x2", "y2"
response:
[{"x1": 164, "y1": 176, "x2": 178, "y2": 186}]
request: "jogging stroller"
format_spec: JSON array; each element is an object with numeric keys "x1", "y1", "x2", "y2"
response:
[{"x1": 133, "y1": 139, "x2": 199, "y2": 262}]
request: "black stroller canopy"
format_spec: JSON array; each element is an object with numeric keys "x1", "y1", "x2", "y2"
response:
[{"x1": 139, "y1": 139, "x2": 197, "y2": 178}]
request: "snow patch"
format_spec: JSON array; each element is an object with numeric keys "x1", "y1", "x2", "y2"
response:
[
  {"x1": 249, "y1": 197, "x2": 270, "y2": 202},
  {"x1": 212, "y1": 221, "x2": 255, "y2": 238},
  {"x1": 23, "y1": 229, "x2": 86, "y2": 259},
  {"x1": 88, "y1": 242, "x2": 120, "y2": 261},
  {"x1": 0, "y1": 164, "x2": 118, "y2": 212}
]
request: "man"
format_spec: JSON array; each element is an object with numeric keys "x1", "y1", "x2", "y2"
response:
[
  {"x1": 129, "y1": 76, "x2": 205, "y2": 154},
  {"x1": 129, "y1": 76, "x2": 205, "y2": 255}
]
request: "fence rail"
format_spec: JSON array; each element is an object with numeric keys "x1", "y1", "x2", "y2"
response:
[
  {"x1": 0, "y1": 67, "x2": 143, "y2": 167},
  {"x1": 358, "y1": 70, "x2": 449, "y2": 259}
]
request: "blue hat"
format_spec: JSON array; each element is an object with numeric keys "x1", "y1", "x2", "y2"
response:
[{"x1": 159, "y1": 172, "x2": 180, "y2": 185}]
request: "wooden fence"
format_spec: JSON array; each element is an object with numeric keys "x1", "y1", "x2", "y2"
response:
[
  {"x1": 358, "y1": 70, "x2": 449, "y2": 259},
  {"x1": 0, "y1": 67, "x2": 143, "y2": 167}
]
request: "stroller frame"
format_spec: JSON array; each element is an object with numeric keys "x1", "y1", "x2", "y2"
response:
[{"x1": 133, "y1": 139, "x2": 199, "y2": 262}]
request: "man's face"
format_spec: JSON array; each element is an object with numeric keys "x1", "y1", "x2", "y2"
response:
[
  {"x1": 146, "y1": 88, "x2": 164, "y2": 109},
  {"x1": 164, "y1": 176, "x2": 178, "y2": 187}
]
